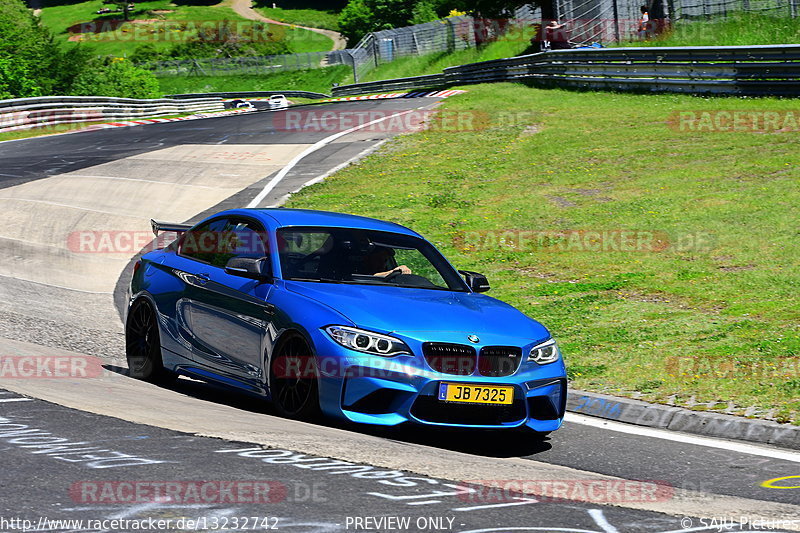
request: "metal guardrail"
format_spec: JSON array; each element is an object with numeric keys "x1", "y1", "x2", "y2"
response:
[
  {"x1": 330, "y1": 74, "x2": 446, "y2": 97},
  {"x1": 331, "y1": 44, "x2": 800, "y2": 97},
  {"x1": 0, "y1": 96, "x2": 224, "y2": 133},
  {"x1": 165, "y1": 91, "x2": 331, "y2": 99}
]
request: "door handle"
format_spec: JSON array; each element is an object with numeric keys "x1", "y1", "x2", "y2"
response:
[{"x1": 195, "y1": 273, "x2": 211, "y2": 285}]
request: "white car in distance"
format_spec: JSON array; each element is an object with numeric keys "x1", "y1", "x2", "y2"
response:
[{"x1": 268, "y1": 94, "x2": 290, "y2": 110}]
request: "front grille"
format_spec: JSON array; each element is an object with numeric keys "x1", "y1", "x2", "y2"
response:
[
  {"x1": 478, "y1": 346, "x2": 523, "y2": 377},
  {"x1": 422, "y1": 342, "x2": 476, "y2": 375},
  {"x1": 410, "y1": 395, "x2": 526, "y2": 425}
]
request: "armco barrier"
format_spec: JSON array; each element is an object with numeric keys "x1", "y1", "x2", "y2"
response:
[
  {"x1": 165, "y1": 90, "x2": 330, "y2": 100},
  {"x1": 0, "y1": 96, "x2": 224, "y2": 133},
  {"x1": 328, "y1": 74, "x2": 446, "y2": 97},
  {"x1": 331, "y1": 44, "x2": 800, "y2": 97}
]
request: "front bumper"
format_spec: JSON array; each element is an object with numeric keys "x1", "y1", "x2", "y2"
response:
[{"x1": 312, "y1": 331, "x2": 567, "y2": 432}]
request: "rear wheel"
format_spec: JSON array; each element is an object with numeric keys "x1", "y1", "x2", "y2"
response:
[
  {"x1": 269, "y1": 335, "x2": 320, "y2": 420},
  {"x1": 125, "y1": 299, "x2": 174, "y2": 383}
]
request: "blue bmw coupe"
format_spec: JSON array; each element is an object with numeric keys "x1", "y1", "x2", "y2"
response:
[{"x1": 126, "y1": 208, "x2": 566, "y2": 434}]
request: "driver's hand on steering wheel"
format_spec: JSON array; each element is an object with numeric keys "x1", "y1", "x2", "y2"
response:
[{"x1": 374, "y1": 264, "x2": 412, "y2": 277}]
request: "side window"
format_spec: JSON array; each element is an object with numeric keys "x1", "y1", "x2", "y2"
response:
[
  {"x1": 223, "y1": 218, "x2": 270, "y2": 264},
  {"x1": 179, "y1": 218, "x2": 229, "y2": 265},
  {"x1": 179, "y1": 217, "x2": 269, "y2": 268}
]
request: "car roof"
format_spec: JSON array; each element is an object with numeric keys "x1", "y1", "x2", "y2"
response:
[{"x1": 217, "y1": 208, "x2": 422, "y2": 237}]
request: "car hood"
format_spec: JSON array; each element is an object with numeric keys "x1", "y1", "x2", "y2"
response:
[{"x1": 284, "y1": 281, "x2": 549, "y2": 341}]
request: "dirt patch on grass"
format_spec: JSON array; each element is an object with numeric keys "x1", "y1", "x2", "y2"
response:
[
  {"x1": 545, "y1": 195, "x2": 577, "y2": 208},
  {"x1": 718, "y1": 263, "x2": 756, "y2": 272}
]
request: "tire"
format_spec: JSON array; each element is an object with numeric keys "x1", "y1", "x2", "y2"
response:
[
  {"x1": 269, "y1": 334, "x2": 320, "y2": 420},
  {"x1": 125, "y1": 299, "x2": 174, "y2": 383}
]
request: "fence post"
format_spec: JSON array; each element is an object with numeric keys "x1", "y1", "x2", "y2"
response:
[
  {"x1": 372, "y1": 33, "x2": 379, "y2": 68},
  {"x1": 347, "y1": 50, "x2": 359, "y2": 83},
  {"x1": 445, "y1": 17, "x2": 456, "y2": 52}
]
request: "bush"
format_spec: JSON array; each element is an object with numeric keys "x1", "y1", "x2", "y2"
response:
[
  {"x1": 0, "y1": 58, "x2": 42, "y2": 99},
  {"x1": 69, "y1": 57, "x2": 160, "y2": 98}
]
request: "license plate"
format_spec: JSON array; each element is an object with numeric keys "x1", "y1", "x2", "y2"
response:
[{"x1": 438, "y1": 383, "x2": 514, "y2": 405}]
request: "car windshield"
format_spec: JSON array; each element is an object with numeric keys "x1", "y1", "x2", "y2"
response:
[{"x1": 277, "y1": 227, "x2": 466, "y2": 291}]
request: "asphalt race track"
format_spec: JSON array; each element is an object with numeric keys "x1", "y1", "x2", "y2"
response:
[{"x1": 0, "y1": 97, "x2": 798, "y2": 533}]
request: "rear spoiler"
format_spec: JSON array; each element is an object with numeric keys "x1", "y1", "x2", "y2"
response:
[{"x1": 151, "y1": 219, "x2": 192, "y2": 236}]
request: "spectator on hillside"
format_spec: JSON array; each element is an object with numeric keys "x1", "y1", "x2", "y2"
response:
[
  {"x1": 543, "y1": 19, "x2": 572, "y2": 50},
  {"x1": 638, "y1": 5, "x2": 652, "y2": 40}
]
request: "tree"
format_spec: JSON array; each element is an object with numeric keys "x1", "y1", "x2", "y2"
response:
[
  {"x1": 410, "y1": 0, "x2": 439, "y2": 24},
  {"x1": 339, "y1": 0, "x2": 418, "y2": 44},
  {"x1": 339, "y1": 0, "x2": 376, "y2": 44},
  {"x1": 0, "y1": 58, "x2": 42, "y2": 99},
  {"x1": 0, "y1": 0, "x2": 62, "y2": 97},
  {"x1": 338, "y1": 0, "x2": 538, "y2": 44},
  {"x1": 68, "y1": 57, "x2": 160, "y2": 99}
]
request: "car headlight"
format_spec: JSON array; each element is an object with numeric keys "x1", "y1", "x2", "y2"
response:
[
  {"x1": 528, "y1": 338, "x2": 560, "y2": 364},
  {"x1": 325, "y1": 326, "x2": 411, "y2": 357}
]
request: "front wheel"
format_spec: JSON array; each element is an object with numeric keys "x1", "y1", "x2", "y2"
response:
[
  {"x1": 125, "y1": 299, "x2": 174, "y2": 383},
  {"x1": 269, "y1": 335, "x2": 320, "y2": 420}
]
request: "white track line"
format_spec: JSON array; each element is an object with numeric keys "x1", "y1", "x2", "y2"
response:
[
  {"x1": 271, "y1": 138, "x2": 390, "y2": 206},
  {"x1": 588, "y1": 509, "x2": 620, "y2": 533},
  {"x1": 0, "y1": 398, "x2": 33, "y2": 403},
  {"x1": 565, "y1": 412, "x2": 800, "y2": 463},
  {"x1": 246, "y1": 109, "x2": 419, "y2": 208}
]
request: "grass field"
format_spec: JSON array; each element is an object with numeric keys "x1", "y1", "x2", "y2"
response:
[
  {"x1": 157, "y1": 65, "x2": 349, "y2": 94},
  {"x1": 348, "y1": 27, "x2": 537, "y2": 84},
  {"x1": 627, "y1": 12, "x2": 800, "y2": 46},
  {"x1": 284, "y1": 83, "x2": 800, "y2": 424},
  {"x1": 254, "y1": 6, "x2": 339, "y2": 30},
  {"x1": 0, "y1": 121, "x2": 112, "y2": 143},
  {"x1": 37, "y1": 0, "x2": 332, "y2": 56}
]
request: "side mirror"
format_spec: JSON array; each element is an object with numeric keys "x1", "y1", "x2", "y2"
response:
[
  {"x1": 225, "y1": 257, "x2": 272, "y2": 282},
  {"x1": 459, "y1": 270, "x2": 490, "y2": 293}
]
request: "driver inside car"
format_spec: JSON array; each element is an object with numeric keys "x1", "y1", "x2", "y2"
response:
[{"x1": 363, "y1": 246, "x2": 412, "y2": 277}]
